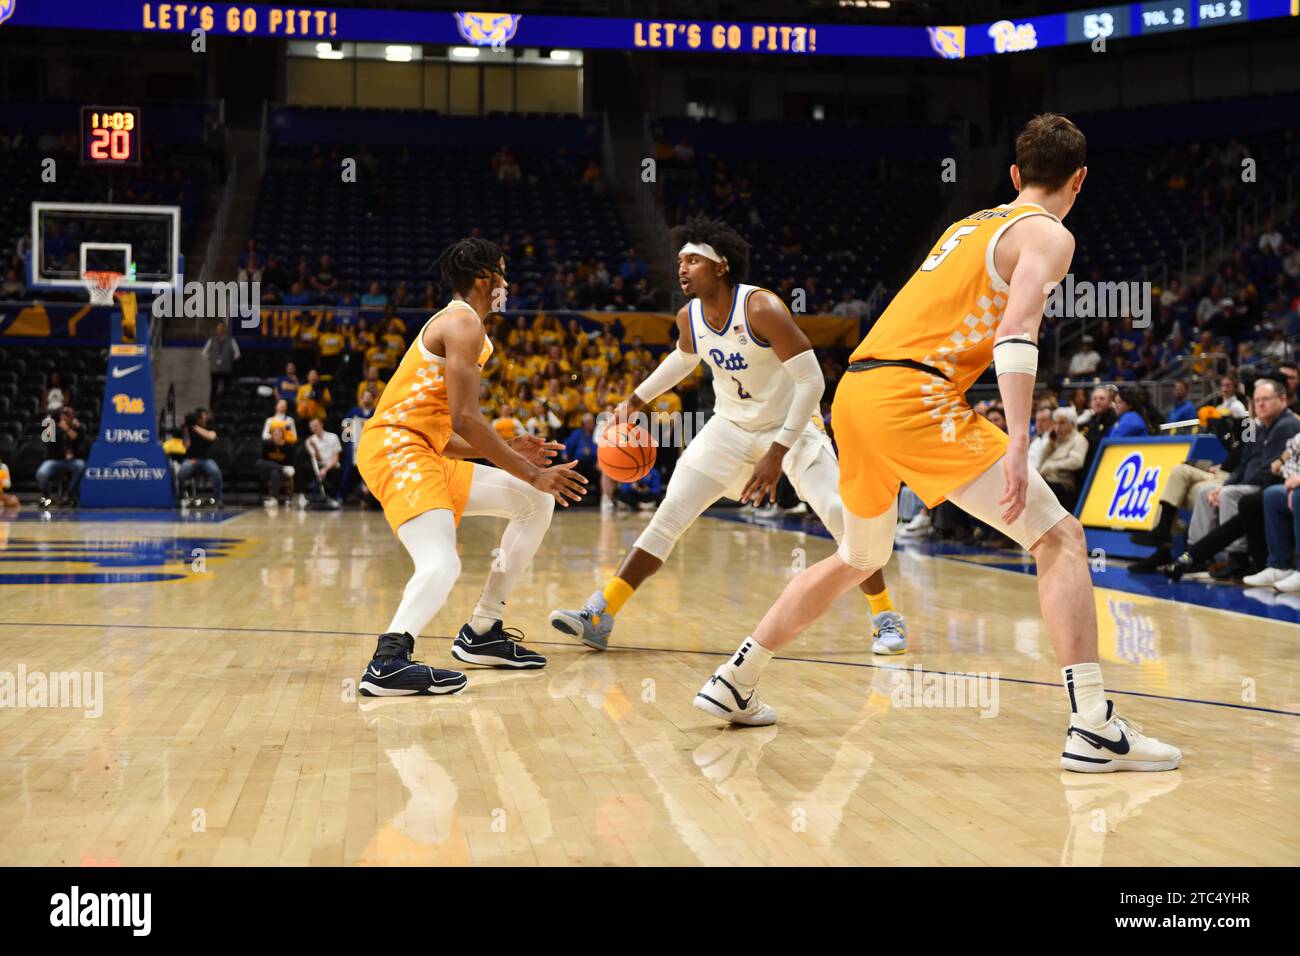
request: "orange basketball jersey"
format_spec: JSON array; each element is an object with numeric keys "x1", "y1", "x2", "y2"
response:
[
  {"x1": 366, "y1": 301, "x2": 494, "y2": 455},
  {"x1": 851, "y1": 202, "x2": 1058, "y2": 394}
]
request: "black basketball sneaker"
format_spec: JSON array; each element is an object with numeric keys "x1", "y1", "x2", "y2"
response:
[
  {"x1": 451, "y1": 621, "x2": 547, "y2": 669},
  {"x1": 358, "y1": 632, "x2": 467, "y2": 697}
]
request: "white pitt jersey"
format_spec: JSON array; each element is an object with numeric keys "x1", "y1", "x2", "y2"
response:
[{"x1": 688, "y1": 284, "x2": 795, "y2": 432}]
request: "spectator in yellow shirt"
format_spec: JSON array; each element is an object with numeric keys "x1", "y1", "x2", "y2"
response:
[
  {"x1": 364, "y1": 342, "x2": 398, "y2": 375},
  {"x1": 533, "y1": 313, "x2": 564, "y2": 346},
  {"x1": 262, "y1": 398, "x2": 299, "y2": 444},
  {"x1": 492, "y1": 405, "x2": 525, "y2": 441},
  {"x1": 316, "y1": 318, "x2": 347, "y2": 376},
  {"x1": 580, "y1": 345, "x2": 608, "y2": 379},
  {"x1": 356, "y1": 366, "x2": 387, "y2": 405},
  {"x1": 599, "y1": 331, "x2": 621, "y2": 366},
  {"x1": 623, "y1": 336, "x2": 653, "y2": 374},
  {"x1": 296, "y1": 369, "x2": 331, "y2": 420},
  {"x1": 380, "y1": 317, "x2": 406, "y2": 356},
  {"x1": 349, "y1": 317, "x2": 377, "y2": 356}
]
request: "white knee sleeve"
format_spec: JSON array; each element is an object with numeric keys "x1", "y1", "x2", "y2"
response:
[
  {"x1": 947, "y1": 458, "x2": 1069, "y2": 551},
  {"x1": 388, "y1": 509, "x2": 462, "y2": 636},
  {"x1": 836, "y1": 500, "x2": 897, "y2": 571},
  {"x1": 792, "y1": 449, "x2": 845, "y2": 543},
  {"x1": 635, "y1": 466, "x2": 727, "y2": 561}
]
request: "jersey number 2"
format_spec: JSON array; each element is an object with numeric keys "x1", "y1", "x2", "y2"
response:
[
  {"x1": 921, "y1": 225, "x2": 977, "y2": 272},
  {"x1": 732, "y1": 377, "x2": 752, "y2": 399}
]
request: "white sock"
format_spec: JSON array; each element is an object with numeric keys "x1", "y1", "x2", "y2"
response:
[
  {"x1": 469, "y1": 607, "x2": 502, "y2": 635},
  {"x1": 1063, "y1": 662, "x2": 1108, "y2": 726},
  {"x1": 719, "y1": 637, "x2": 774, "y2": 690}
]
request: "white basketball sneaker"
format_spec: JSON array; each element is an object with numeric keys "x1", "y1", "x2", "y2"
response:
[
  {"x1": 1061, "y1": 701, "x2": 1181, "y2": 773},
  {"x1": 693, "y1": 669, "x2": 778, "y2": 726}
]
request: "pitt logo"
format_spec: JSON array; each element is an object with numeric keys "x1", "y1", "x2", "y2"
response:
[
  {"x1": 987, "y1": 20, "x2": 1038, "y2": 53},
  {"x1": 1107, "y1": 452, "x2": 1160, "y2": 521},
  {"x1": 454, "y1": 12, "x2": 522, "y2": 48},
  {"x1": 708, "y1": 348, "x2": 748, "y2": 372},
  {"x1": 0, "y1": 0, "x2": 14, "y2": 28},
  {"x1": 112, "y1": 394, "x2": 145, "y2": 415},
  {"x1": 927, "y1": 25, "x2": 965, "y2": 59}
]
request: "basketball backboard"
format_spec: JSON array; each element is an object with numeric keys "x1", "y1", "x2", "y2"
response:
[{"x1": 27, "y1": 201, "x2": 183, "y2": 296}]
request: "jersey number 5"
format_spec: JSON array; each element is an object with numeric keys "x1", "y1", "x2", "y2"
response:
[{"x1": 921, "y1": 225, "x2": 977, "y2": 272}]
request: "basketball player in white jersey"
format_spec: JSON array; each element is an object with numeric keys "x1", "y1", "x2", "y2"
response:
[
  {"x1": 355, "y1": 238, "x2": 587, "y2": 696},
  {"x1": 549, "y1": 216, "x2": 909, "y2": 655},
  {"x1": 690, "y1": 116, "x2": 1180, "y2": 773}
]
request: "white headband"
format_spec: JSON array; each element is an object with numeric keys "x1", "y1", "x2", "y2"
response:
[{"x1": 679, "y1": 242, "x2": 728, "y2": 268}]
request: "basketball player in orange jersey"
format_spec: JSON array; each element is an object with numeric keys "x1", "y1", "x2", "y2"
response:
[
  {"x1": 693, "y1": 115, "x2": 1181, "y2": 773},
  {"x1": 355, "y1": 238, "x2": 587, "y2": 696},
  {"x1": 549, "y1": 216, "x2": 909, "y2": 656}
]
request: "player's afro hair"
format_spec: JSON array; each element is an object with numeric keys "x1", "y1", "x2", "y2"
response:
[
  {"x1": 669, "y1": 215, "x2": 750, "y2": 285},
  {"x1": 433, "y1": 236, "x2": 506, "y2": 296}
]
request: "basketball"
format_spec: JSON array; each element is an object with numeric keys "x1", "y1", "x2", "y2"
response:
[{"x1": 597, "y1": 420, "x2": 656, "y2": 482}]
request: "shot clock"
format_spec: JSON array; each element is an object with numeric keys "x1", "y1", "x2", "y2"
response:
[{"x1": 81, "y1": 106, "x2": 142, "y2": 165}]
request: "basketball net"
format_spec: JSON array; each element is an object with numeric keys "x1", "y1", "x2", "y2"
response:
[{"x1": 83, "y1": 270, "x2": 125, "y2": 307}]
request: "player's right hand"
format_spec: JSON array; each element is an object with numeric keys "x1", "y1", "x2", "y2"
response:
[
  {"x1": 531, "y1": 459, "x2": 588, "y2": 506},
  {"x1": 999, "y1": 451, "x2": 1028, "y2": 525}
]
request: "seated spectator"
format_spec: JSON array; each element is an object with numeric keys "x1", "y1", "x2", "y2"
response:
[
  {"x1": 310, "y1": 254, "x2": 339, "y2": 302},
  {"x1": 257, "y1": 426, "x2": 296, "y2": 505},
  {"x1": 1215, "y1": 375, "x2": 1248, "y2": 418},
  {"x1": 282, "y1": 281, "x2": 310, "y2": 306},
  {"x1": 237, "y1": 238, "x2": 262, "y2": 283},
  {"x1": 356, "y1": 365, "x2": 387, "y2": 405},
  {"x1": 525, "y1": 400, "x2": 562, "y2": 441},
  {"x1": 1037, "y1": 407, "x2": 1089, "y2": 511},
  {"x1": 1163, "y1": 379, "x2": 1299, "y2": 580},
  {"x1": 1067, "y1": 335, "x2": 1101, "y2": 378},
  {"x1": 43, "y1": 371, "x2": 68, "y2": 414},
  {"x1": 1028, "y1": 407, "x2": 1055, "y2": 472},
  {"x1": 615, "y1": 465, "x2": 662, "y2": 512},
  {"x1": 276, "y1": 362, "x2": 301, "y2": 405},
  {"x1": 619, "y1": 248, "x2": 647, "y2": 282},
  {"x1": 361, "y1": 281, "x2": 387, "y2": 308},
  {"x1": 1246, "y1": 429, "x2": 1300, "y2": 591},
  {"x1": 296, "y1": 369, "x2": 331, "y2": 420},
  {"x1": 379, "y1": 315, "x2": 406, "y2": 354},
  {"x1": 37, "y1": 405, "x2": 87, "y2": 507},
  {"x1": 261, "y1": 398, "x2": 299, "y2": 444},
  {"x1": 177, "y1": 408, "x2": 223, "y2": 506},
  {"x1": 350, "y1": 317, "x2": 377, "y2": 357},
  {"x1": 831, "y1": 289, "x2": 867, "y2": 318},
  {"x1": 1166, "y1": 379, "x2": 1197, "y2": 425},
  {"x1": 1111, "y1": 387, "x2": 1160, "y2": 438},
  {"x1": 262, "y1": 253, "x2": 289, "y2": 299},
  {"x1": 492, "y1": 405, "x2": 526, "y2": 441},
  {"x1": 1077, "y1": 386, "x2": 1117, "y2": 471},
  {"x1": 304, "y1": 417, "x2": 343, "y2": 498}
]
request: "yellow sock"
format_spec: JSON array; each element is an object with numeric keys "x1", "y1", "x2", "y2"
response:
[
  {"x1": 865, "y1": 587, "x2": 893, "y2": 616},
  {"x1": 603, "y1": 577, "x2": 635, "y2": 616}
]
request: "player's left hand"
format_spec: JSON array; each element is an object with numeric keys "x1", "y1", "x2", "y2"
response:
[
  {"x1": 509, "y1": 434, "x2": 563, "y2": 467},
  {"x1": 741, "y1": 447, "x2": 785, "y2": 506},
  {"x1": 999, "y1": 448, "x2": 1029, "y2": 524}
]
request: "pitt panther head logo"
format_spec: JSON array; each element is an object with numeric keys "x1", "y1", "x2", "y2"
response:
[
  {"x1": 454, "y1": 12, "x2": 522, "y2": 48},
  {"x1": 927, "y1": 25, "x2": 965, "y2": 60}
]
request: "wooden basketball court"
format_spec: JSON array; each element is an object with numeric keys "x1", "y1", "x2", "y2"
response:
[{"x1": 0, "y1": 508, "x2": 1295, "y2": 866}]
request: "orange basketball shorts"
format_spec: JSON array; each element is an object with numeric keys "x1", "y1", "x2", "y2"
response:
[
  {"x1": 356, "y1": 423, "x2": 475, "y2": 533},
  {"x1": 832, "y1": 365, "x2": 1008, "y2": 518}
]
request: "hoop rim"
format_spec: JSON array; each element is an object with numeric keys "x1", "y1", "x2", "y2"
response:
[{"x1": 82, "y1": 269, "x2": 126, "y2": 304}]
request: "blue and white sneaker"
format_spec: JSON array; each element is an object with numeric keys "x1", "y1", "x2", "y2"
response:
[
  {"x1": 358, "y1": 632, "x2": 467, "y2": 697},
  {"x1": 548, "y1": 591, "x2": 615, "y2": 651},
  {"x1": 451, "y1": 621, "x2": 547, "y2": 669},
  {"x1": 871, "y1": 610, "x2": 908, "y2": 655}
]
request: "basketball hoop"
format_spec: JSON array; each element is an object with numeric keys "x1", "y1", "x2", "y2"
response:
[{"x1": 83, "y1": 270, "x2": 124, "y2": 306}]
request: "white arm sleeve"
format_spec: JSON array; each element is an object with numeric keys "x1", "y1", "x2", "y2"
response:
[
  {"x1": 775, "y1": 349, "x2": 825, "y2": 448},
  {"x1": 632, "y1": 347, "x2": 702, "y2": 403}
]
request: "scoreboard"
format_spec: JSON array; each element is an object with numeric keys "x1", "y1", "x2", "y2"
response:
[{"x1": 81, "y1": 106, "x2": 142, "y2": 165}]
